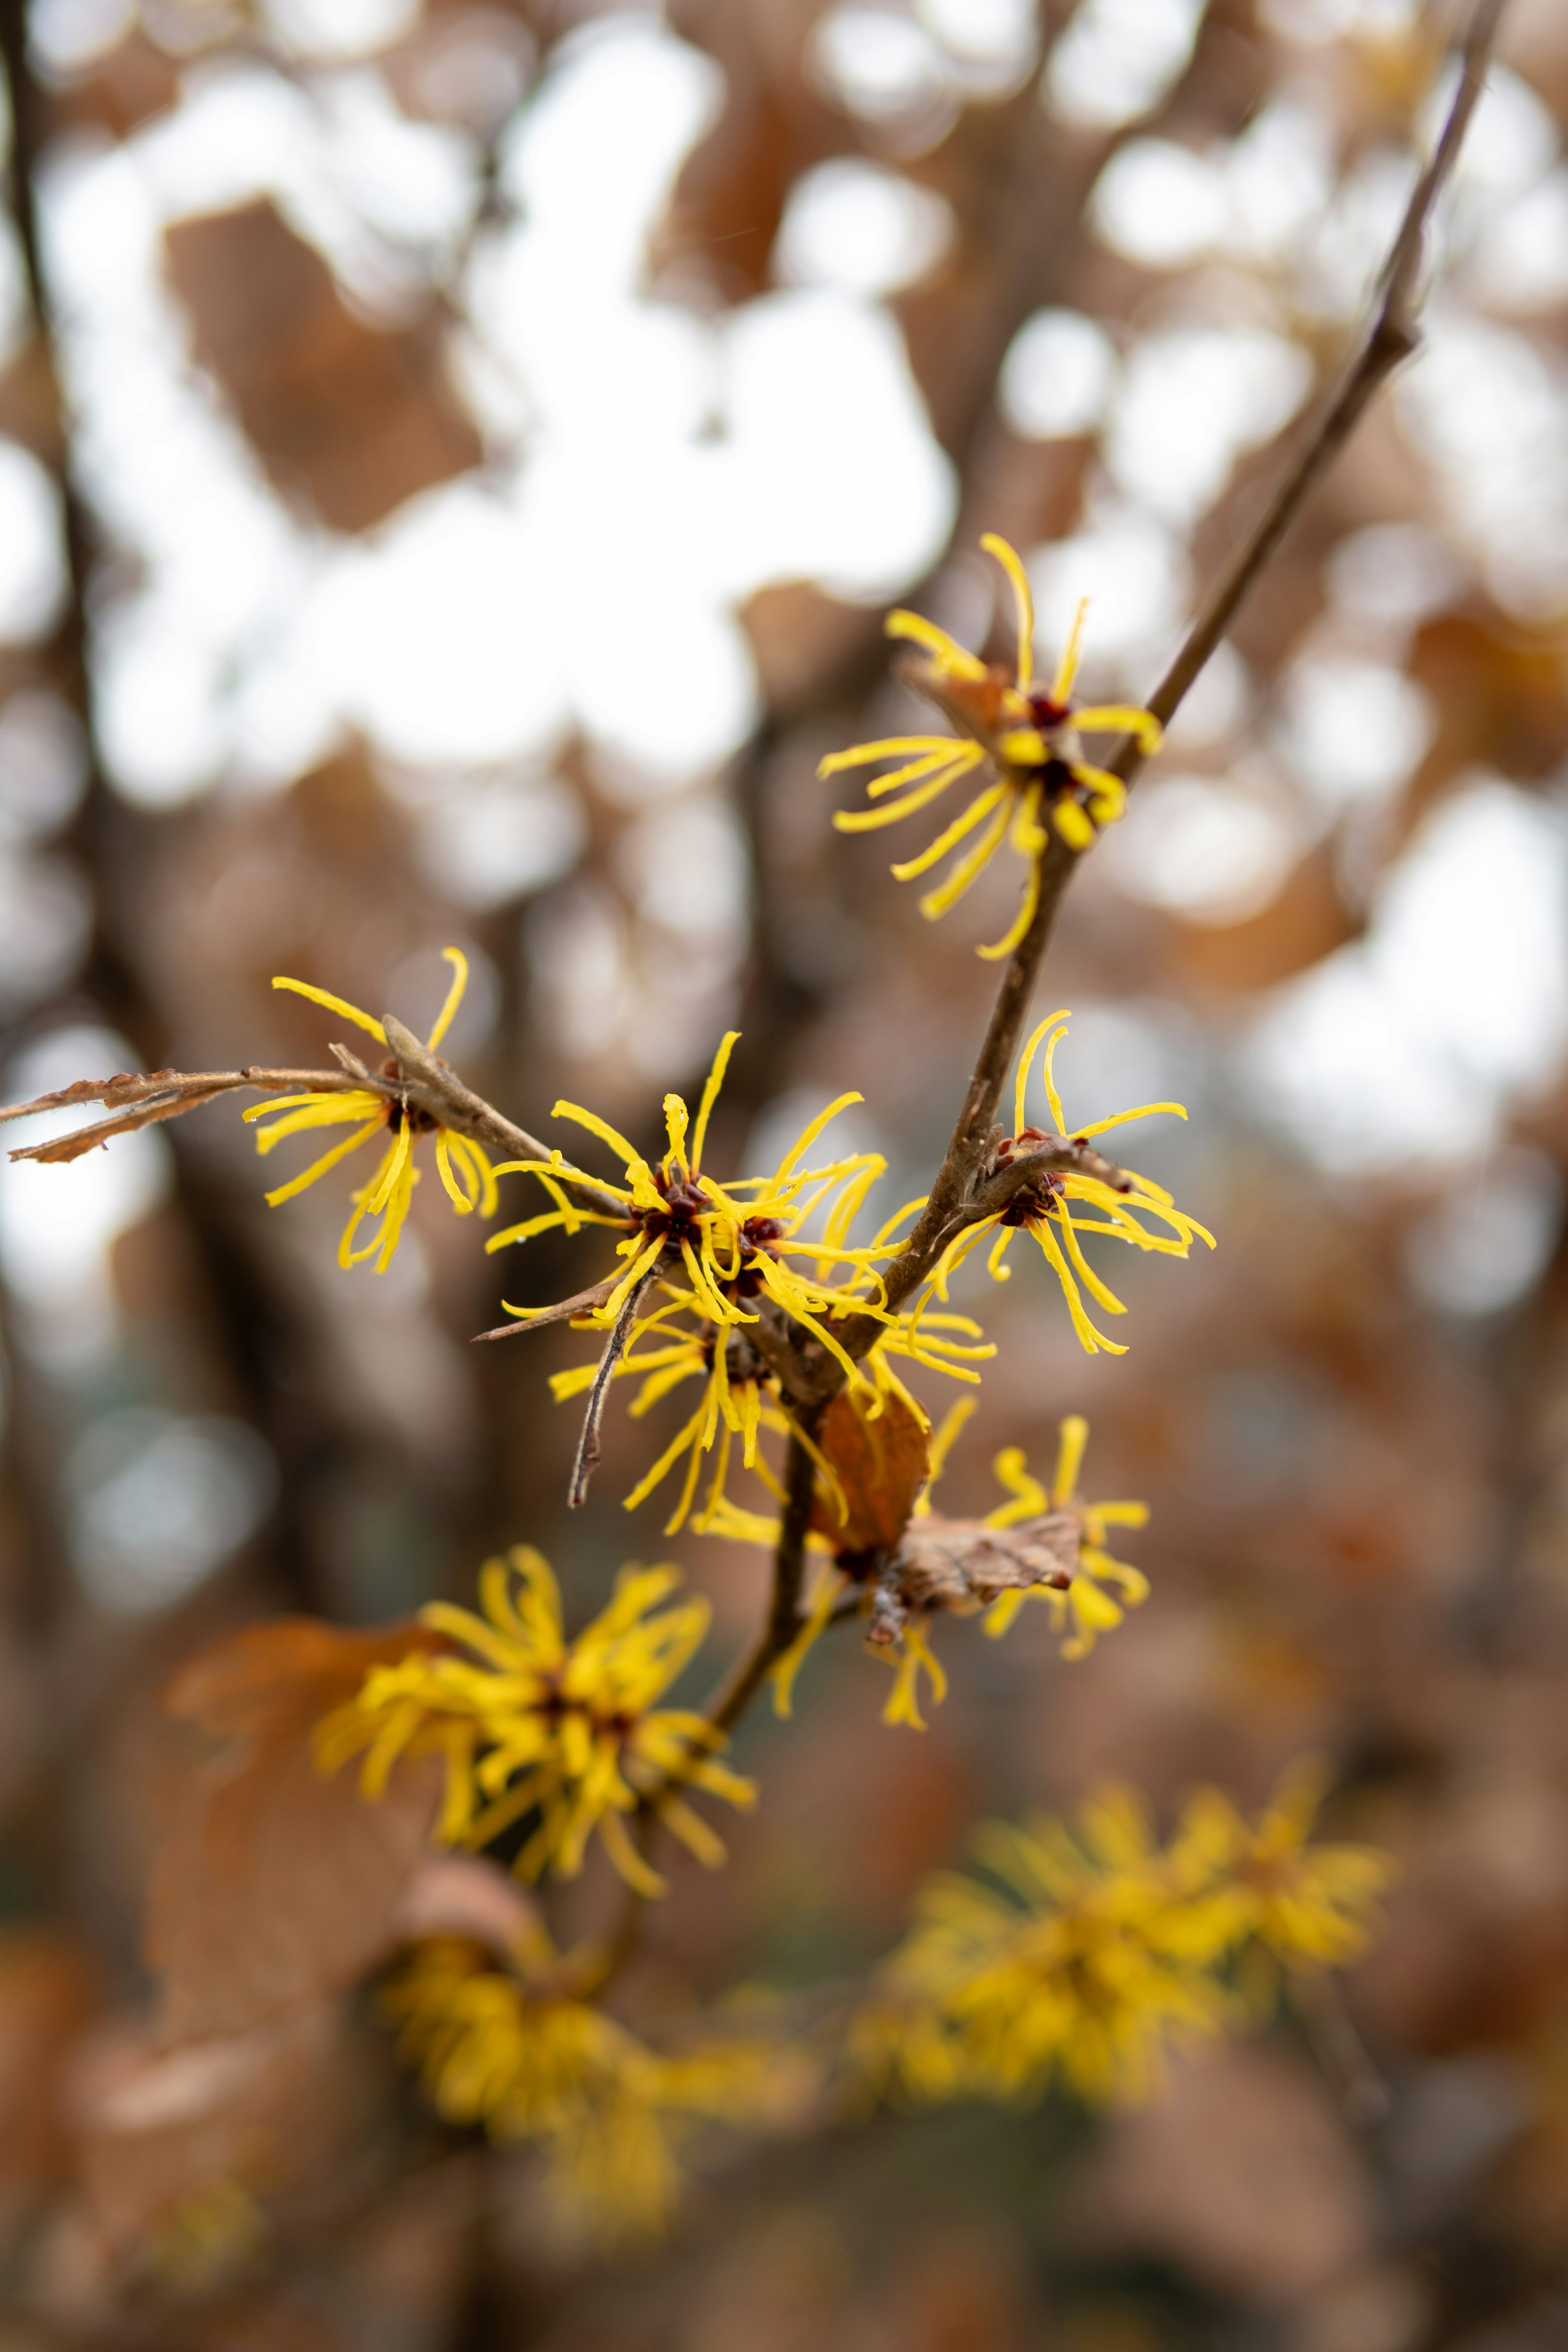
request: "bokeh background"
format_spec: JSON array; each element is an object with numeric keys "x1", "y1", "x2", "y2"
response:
[{"x1": 3, "y1": 0, "x2": 1568, "y2": 2343}]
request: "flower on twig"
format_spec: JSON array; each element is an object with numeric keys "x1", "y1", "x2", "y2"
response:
[
  {"x1": 488, "y1": 1030, "x2": 910, "y2": 1396},
  {"x1": 819, "y1": 532, "x2": 1162, "y2": 958},
  {"x1": 982, "y1": 1414, "x2": 1150, "y2": 1659},
  {"x1": 550, "y1": 1274, "x2": 991, "y2": 1538},
  {"x1": 246, "y1": 948, "x2": 497, "y2": 1272},
  {"x1": 316, "y1": 1547, "x2": 752, "y2": 1896},
  {"x1": 384, "y1": 1936, "x2": 783, "y2": 2242},
  {"x1": 921, "y1": 1008, "x2": 1214, "y2": 1354}
]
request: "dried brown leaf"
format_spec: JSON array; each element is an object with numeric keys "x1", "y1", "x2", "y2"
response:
[
  {"x1": 149, "y1": 1618, "x2": 445, "y2": 2042},
  {"x1": 77, "y1": 2007, "x2": 354, "y2": 2256},
  {"x1": 867, "y1": 1511, "x2": 1078, "y2": 1645},
  {"x1": 811, "y1": 1387, "x2": 931, "y2": 1556}
]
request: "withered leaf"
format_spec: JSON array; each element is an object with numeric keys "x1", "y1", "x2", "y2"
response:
[
  {"x1": 811, "y1": 1386, "x2": 931, "y2": 1556},
  {"x1": 867, "y1": 1510, "x2": 1078, "y2": 1646},
  {"x1": 149, "y1": 1618, "x2": 446, "y2": 2043},
  {"x1": 78, "y1": 2006, "x2": 354, "y2": 2256}
]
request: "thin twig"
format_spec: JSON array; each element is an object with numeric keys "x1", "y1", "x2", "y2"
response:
[
  {"x1": 381, "y1": 1015, "x2": 626, "y2": 1217},
  {"x1": 773, "y1": 0, "x2": 1506, "y2": 1396},
  {"x1": 566, "y1": 1267, "x2": 659, "y2": 1508},
  {"x1": 1111, "y1": 0, "x2": 1506, "y2": 784}
]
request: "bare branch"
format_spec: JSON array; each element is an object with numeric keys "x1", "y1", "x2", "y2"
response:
[
  {"x1": 703, "y1": 1423, "x2": 821, "y2": 1738},
  {"x1": 2, "y1": 1067, "x2": 384, "y2": 1164},
  {"x1": 471, "y1": 1279, "x2": 620, "y2": 1341},
  {"x1": 381, "y1": 1015, "x2": 626, "y2": 1219},
  {"x1": 768, "y1": 0, "x2": 1508, "y2": 1404},
  {"x1": 565, "y1": 1267, "x2": 661, "y2": 1508}
]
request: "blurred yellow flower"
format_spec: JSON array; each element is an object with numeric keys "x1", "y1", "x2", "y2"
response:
[
  {"x1": 820, "y1": 532, "x2": 1161, "y2": 958},
  {"x1": 246, "y1": 947, "x2": 497, "y2": 1272},
  {"x1": 859, "y1": 1789, "x2": 1224, "y2": 2108},
  {"x1": 1169, "y1": 1759, "x2": 1392, "y2": 1984},
  {"x1": 489, "y1": 1029, "x2": 906, "y2": 1391},
  {"x1": 857, "y1": 1768, "x2": 1390, "y2": 2116},
  {"x1": 982, "y1": 1414, "x2": 1151, "y2": 1658},
  {"x1": 317, "y1": 1547, "x2": 752, "y2": 1896},
  {"x1": 920, "y1": 1009, "x2": 1213, "y2": 1354},
  {"x1": 384, "y1": 1937, "x2": 778, "y2": 2242}
]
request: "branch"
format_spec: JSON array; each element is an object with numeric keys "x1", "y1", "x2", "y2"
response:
[
  {"x1": 565, "y1": 1267, "x2": 659, "y2": 1508},
  {"x1": 380, "y1": 1015, "x2": 626, "y2": 1217},
  {"x1": 705, "y1": 1423, "x2": 821, "y2": 1738},
  {"x1": 2, "y1": 1067, "x2": 385, "y2": 1164},
  {"x1": 1111, "y1": 0, "x2": 1507, "y2": 784},
  {"x1": 771, "y1": 0, "x2": 1506, "y2": 1403}
]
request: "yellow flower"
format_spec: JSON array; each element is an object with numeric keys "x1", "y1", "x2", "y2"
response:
[
  {"x1": 920, "y1": 1009, "x2": 1214, "y2": 1354},
  {"x1": 549, "y1": 1276, "x2": 992, "y2": 1539},
  {"x1": 1168, "y1": 1760, "x2": 1392, "y2": 1983},
  {"x1": 245, "y1": 947, "x2": 498, "y2": 1272},
  {"x1": 488, "y1": 1029, "x2": 907, "y2": 1392},
  {"x1": 383, "y1": 1937, "x2": 775, "y2": 2243},
  {"x1": 316, "y1": 1547, "x2": 753, "y2": 1897},
  {"x1": 982, "y1": 1414, "x2": 1151, "y2": 1658},
  {"x1": 860, "y1": 1790, "x2": 1224, "y2": 2109},
  {"x1": 820, "y1": 532, "x2": 1162, "y2": 958}
]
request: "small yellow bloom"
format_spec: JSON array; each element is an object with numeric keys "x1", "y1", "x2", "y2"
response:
[
  {"x1": 246, "y1": 947, "x2": 498, "y2": 1272},
  {"x1": 384, "y1": 1937, "x2": 776, "y2": 2243},
  {"x1": 316, "y1": 1547, "x2": 753, "y2": 1897},
  {"x1": 1168, "y1": 1760, "x2": 1392, "y2": 1984},
  {"x1": 859, "y1": 1789, "x2": 1225, "y2": 2109},
  {"x1": 550, "y1": 1276, "x2": 992, "y2": 1539},
  {"x1": 982, "y1": 1414, "x2": 1151, "y2": 1658},
  {"x1": 856, "y1": 1766, "x2": 1391, "y2": 2116},
  {"x1": 489, "y1": 1029, "x2": 909, "y2": 1393},
  {"x1": 820, "y1": 532, "x2": 1162, "y2": 957},
  {"x1": 920, "y1": 1008, "x2": 1213, "y2": 1355}
]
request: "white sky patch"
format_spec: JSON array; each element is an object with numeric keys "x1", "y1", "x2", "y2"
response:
[
  {"x1": 1277, "y1": 656, "x2": 1434, "y2": 813},
  {"x1": 810, "y1": 8, "x2": 957, "y2": 149},
  {"x1": 1099, "y1": 775, "x2": 1302, "y2": 925},
  {"x1": 915, "y1": 0, "x2": 1038, "y2": 91},
  {"x1": 41, "y1": 18, "x2": 954, "y2": 808},
  {"x1": 1105, "y1": 328, "x2": 1311, "y2": 524},
  {"x1": 0, "y1": 442, "x2": 67, "y2": 643},
  {"x1": 1404, "y1": 1149, "x2": 1564, "y2": 1318},
  {"x1": 0, "y1": 1028, "x2": 172, "y2": 1376},
  {"x1": 1027, "y1": 503, "x2": 1190, "y2": 687},
  {"x1": 1465, "y1": 170, "x2": 1568, "y2": 314},
  {"x1": 775, "y1": 159, "x2": 954, "y2": 298},
  {"x1": 261, "y1": 0, "x2": 422, "y2": 63},
  {"x1": 999, "y1": 307, "x2": 1118, "y2": 440},
  {"x1": 1397, "y1": 307, "x2": 1568, "y2": 619},
  {"x1": 1090, "y1": 139, "x2": 1228, "y2": 270},
  {"x1": 1248, "y1": 780, "x2": 1568, "y2": 1174},
  {"x1": 70, "y1": 1408, "x2": 278, "y2": 1615},
  {"x1": 1047, "y1": 0, "x2": 1206, "y2": 132}
]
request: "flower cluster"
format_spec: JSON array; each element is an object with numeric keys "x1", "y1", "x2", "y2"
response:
[
  {"x1": 489, "y1": 1031, "x2": 902, "y2": 1389},
  {"x1": 316, "y1": 1548, "x2": 751, "y2": 1896},
  {"x1": 820, "y1": 532, "x2": 1162, "y2": 958},
  {"x1": 247, "y1": 949, "x2": 498, "y2": 1272},
  {"x1": 919, "y1": 1008, "x2": 1213, "y2": 1356},
  {"x1": 383, "y1": 1936, "x2": 783, "y2": 2242},
  {"x1": 855, "y1": 1769, "x2": 1389, "y2": 2111}
]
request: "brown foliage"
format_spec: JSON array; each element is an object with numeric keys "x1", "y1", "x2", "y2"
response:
[
  {"x1": 163, "y1": 201, "x2": 481, "y2": 533},
  {"x1": 811, "y1": 1387, "x2": 931, "y2": 1557},
  {"x1": 148, "y1": 1619, "x2": 445, "y2": 2043}
]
